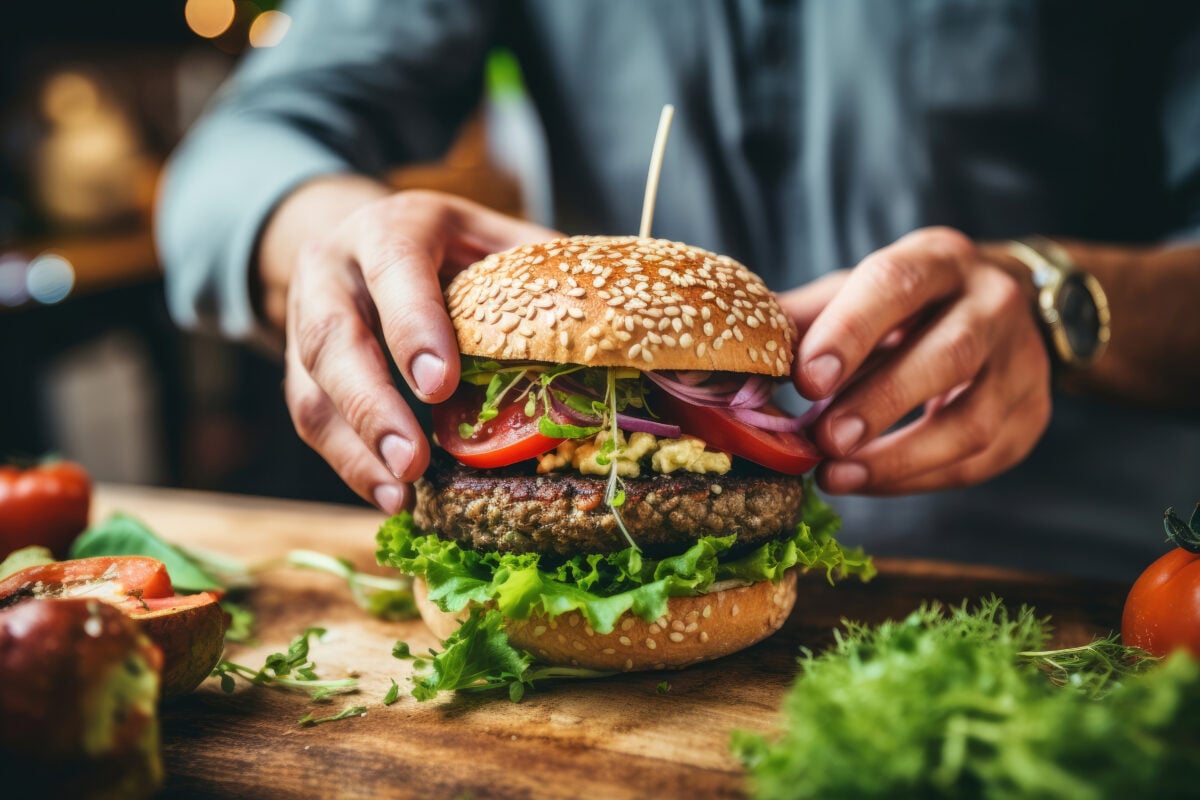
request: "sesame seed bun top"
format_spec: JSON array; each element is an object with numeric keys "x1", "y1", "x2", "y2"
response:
[{"x1": 444, "y1": 235, "x2": 796, "y2": 376}]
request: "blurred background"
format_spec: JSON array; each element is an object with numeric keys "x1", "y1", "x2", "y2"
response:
[{"x1": 0, "y1": 0, "x2": 529, "y2": 502}]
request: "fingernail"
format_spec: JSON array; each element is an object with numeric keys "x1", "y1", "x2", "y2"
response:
[
  {"x1": 373, "y1": 484, "x2": 404, "y2": 514},
  {"x1": 805, "y1": 354, "x2": 842, "y2": 396},
  {"x1": 411, "y1": 352, "x2": 446, "y2": 396},
  {"x1": 380, "y1": 434, "x2": 414, "y2": 479},
  {"x1": 829, "y1": 415, "x2": 866, "y2": 455},
  {"x1": 826, "y1": 462, "x2": 868, "y2": 493}
]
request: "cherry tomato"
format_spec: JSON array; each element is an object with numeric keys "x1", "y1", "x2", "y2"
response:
[
  {"x1": 652, "y1": 391, "x2": 821, "y2": 475},
  {"x1": 432, "y1": 384, "x2": 564, "y2": 468},
  {"x1": 0, "y1": 462, "x2": 91, "y2": 559},
  {"x1": 1122, "y1": 505, "x2": 1200, "y2": 659}
]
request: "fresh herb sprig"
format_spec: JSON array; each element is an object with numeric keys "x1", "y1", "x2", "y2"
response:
[
  {"x1": 211, "y1": 627, "x2": 359, "y2": 699},
  {"x1": 298, "y1": 705, "x2": 367, "y2": 727}
]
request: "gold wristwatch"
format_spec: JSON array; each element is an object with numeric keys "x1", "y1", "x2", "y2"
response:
[{"x1": 1006, "y1": 236, "x2": 1110, "y2": 369}]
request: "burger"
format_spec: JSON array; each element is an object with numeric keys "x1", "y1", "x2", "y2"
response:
[{"x1": 377, "y1": 235, "x2": 872, "y2": 687}]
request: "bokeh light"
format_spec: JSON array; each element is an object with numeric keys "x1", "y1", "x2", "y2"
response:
[
  {"x1": 26, "y1": 254, "x2": 76, "y2": 305},
  {"x1": 185, "y1": 0, "x2": 236, "y2": 39},
  {"x1": 0, "y1": 256, "x2": 29, "y2": 307},
  {"x1": 248, "y1": 10, "x2": 292, "y2": 48}
]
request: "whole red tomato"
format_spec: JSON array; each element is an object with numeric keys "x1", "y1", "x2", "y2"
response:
[
  {"x1": 1121, "y1": 504, "x2": 1200, "y2": 659},
  {"x1": 0, "y1": 461, "x2": 92, "y2": 559}
]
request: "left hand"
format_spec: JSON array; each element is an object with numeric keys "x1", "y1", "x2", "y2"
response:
[{"x1": 780, "y1": 227, "x2": 1052, "y2": 495}]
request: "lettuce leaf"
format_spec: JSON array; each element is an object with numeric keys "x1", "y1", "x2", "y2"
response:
[{"x1": 376, "y1": 481, "x2": 874, "y2": 636}]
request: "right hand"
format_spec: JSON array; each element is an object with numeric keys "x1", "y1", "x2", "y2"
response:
[{"x1": 280, "y1": 188, "x2": 558, "y2": 512}]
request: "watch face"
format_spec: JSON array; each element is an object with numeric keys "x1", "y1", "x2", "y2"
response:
[{"x1": 1058, "y1": 273, "x2": 1101, "y2": 359}]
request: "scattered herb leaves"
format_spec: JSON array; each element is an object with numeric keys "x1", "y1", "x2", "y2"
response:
[
  {"x1": 392, "y1": 608, "x2": 613, "y2": 701},
  {"x1": 298, "y1": 705, "x2": 367, "y2": 728},
  {"x1": 285, "y1": 549, "x2": 415, "y2": 621},
  {"x1": 211, "y1": 627, "x2": 358, "y2": 698}
]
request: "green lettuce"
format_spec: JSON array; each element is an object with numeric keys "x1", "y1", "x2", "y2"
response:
[{"x1": 376, "y1": 482, "x2": 874, "y2": 636}]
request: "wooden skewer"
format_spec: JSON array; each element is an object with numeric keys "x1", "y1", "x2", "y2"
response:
[{"x1": 639, "y1": 104, "x2": 675, "y2": 239}]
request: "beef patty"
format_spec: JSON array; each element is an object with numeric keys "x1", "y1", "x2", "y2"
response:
[{"x1": 413, "y1": 452, "x2": 805, "y2": 558}]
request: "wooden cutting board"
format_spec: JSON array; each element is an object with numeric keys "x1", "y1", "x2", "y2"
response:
[{"x1": 93, "y1": 484, "x2": 1127, "y2": 800}]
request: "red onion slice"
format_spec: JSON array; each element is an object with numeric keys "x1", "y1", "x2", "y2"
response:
[
  {"x1": 792, "y1": 396, "x2": 834, "y2": 429},
  {"x1": 615, "y1": 413, "x2": 681, "y2": 438},
  {"x1": 729, "y1": 407, "x2": 809, "y2": 433}
]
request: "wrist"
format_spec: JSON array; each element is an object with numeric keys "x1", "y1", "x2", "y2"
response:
[{"x1": 1001, "y1": 236, "x2": 1111, "y2": 372}]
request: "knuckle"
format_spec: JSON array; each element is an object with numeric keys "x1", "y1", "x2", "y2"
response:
[
  {"x1": 338, "y1": 389, "x2": 379, "y2": 439},
  {"x1": 823, "y1": 312, "x2": 876, "y2": 359},
  {"x1": 919, "y1": 226, "x2": 975, "y2": 261},
  {"x1": 360, "y1": 236, "x2": 427, "y2": 284},
  {"x1": 957, "y1": 410, "x2": 996, "y2": 457},
  {"x1": 288, "y1": 386, "x2": 332, "y2": 446},
  {"x1": 870, "y1": 373, "x2": 912, "y2": 423},
  {"x1": 863, "y1": 252, "x2": 926, "y2": 309},
  {"x1": 295, "y1": 313, "x2": 341, "y2": 376},
  {"x1": 382, "y1": 294, "x2": 448, "y2": 341},
  {"x1": 942, "y1": 325, "x2": 984, "y2": 381}
]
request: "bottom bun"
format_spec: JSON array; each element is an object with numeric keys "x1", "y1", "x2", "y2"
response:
[{"x1": 413, "y1": 570, "x2": 797, "y2": 672}]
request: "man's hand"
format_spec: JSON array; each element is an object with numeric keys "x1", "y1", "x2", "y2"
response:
[
  {"x1": 267, "y1": 183, "x2": 557, "y2": 512},
  {"x1": 781, "y1": 227, "x2": 1052, "y2": 495}
]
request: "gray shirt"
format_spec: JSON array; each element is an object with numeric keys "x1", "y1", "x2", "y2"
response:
[{"x1": 158, "y1": 0, "x2": 1200, "y2": 581}]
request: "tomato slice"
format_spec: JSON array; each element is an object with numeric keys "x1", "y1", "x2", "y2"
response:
[
  {"x1": 432, "y1": 384, "x2": 565, "y2": 468},
  {"x1": 0, "y1": 555, "x2": 175, "y2": 604},
  {"x1": 652, "y1": 391, "x2": 821, "y2": 475}
]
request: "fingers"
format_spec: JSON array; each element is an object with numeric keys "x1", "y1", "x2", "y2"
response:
[
  {"x1": 820, "y1": 376, "x2": 1050, "y2": 495},
  {"x1": 778, "y1": 270, "x2": 849, "y2": 333},
  {"x1": 283, "y1": 189, "x2": 560, "y2": 508},
  {"x1": 284, "y1": 337, "x2": 410, "y2": 512},
  {"x1": 289, "y1": 239, "x2": 430, "y2": 484},
  {"x1": 816, "y1": 313, "x2": 1050, "y2": 496},
  {"x1": 811, "y1": 267, "x2": 1022, "y2": 458},
  {"x1": 351, "y1": 191, "x2": 558, "y2": 405},
  {"x1": 796, "y1": 227, "x2": 974, "y2": 399}
]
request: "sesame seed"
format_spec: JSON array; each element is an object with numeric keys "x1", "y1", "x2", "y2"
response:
[
  {"x1": 671, "y1": 620, "x2": 685, "y2": 632},
  {"x1": 621, "y1": 618, "x2": 635, "y2": 631},
  {"x1": 685, "y1": 622, "x2": 699, "y2": 633},
  {"x1": 669, "y1": 632, "x2": 685, "y2": 643},
  {"x1": 645, "y1": 638, "x2": 658, "y2": 650},
  {"x1": 731, "y1": 604, "x2": 740, "y2": 617},
  {"x1": 557, "y1": 634, "x2": 566, "y2": 643},
  {"x1": 572, "y1": 641, "x2": 587, "y2": 651},
  {"x1": 533, "y1": 625, "x2": 547, "y2": 637},
  {"x1": 619, "y1": 636, "x2": 632, "y2": 647},
  {"x1": 567, "y1": 307, "x2": 585, "y2": 319},
  {"x1": 648, "y1": 623, "x2": 660, "y2": 635},
  {"x1": 603, "y1": 648, "x2": 616, "y2": 655},
  {"x1": 624, "y1": 659, "x2": 634, "y2": 671},
  {"x1": 699, "y1": 631, "x2": 710, "y2": 643},
  {"x1": 702, "y1": 605, "x2": 712, "y2": 618}
]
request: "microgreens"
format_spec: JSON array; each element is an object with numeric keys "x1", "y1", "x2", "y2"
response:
[{"x1": 210, "y1": 627, "x2": 359, "y2": 698}]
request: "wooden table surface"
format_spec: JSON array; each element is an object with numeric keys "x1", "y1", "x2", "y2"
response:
[{"x1": 94, "y1": 484, "x2": 1128, "y2": 800}]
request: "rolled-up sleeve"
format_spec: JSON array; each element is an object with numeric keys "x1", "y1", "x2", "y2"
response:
[{"x1": 156, "y1": 0, "x2": 496, "y2": 342}]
